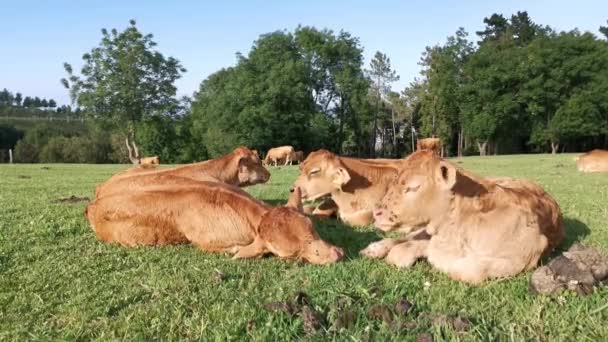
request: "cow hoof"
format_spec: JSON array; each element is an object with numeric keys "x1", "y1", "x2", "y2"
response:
[{"x1": 360, "y1": 240, "x2": 395, "y2": 259}]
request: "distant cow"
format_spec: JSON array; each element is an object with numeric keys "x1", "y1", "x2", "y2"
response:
[
  {"x1": 362, "y1": 150, "x2": 564, "y2": 284},
  {"x1": 576, "y1": 149, "x2": 608, "y2": 173},
  {"x1": 264, "y1": 146, "x2": 295, "y2": 166},
  {"x1": 289, "y1": 151, "x2": 305, "y2": 165},
  {"x1": 86, "y1": 184, "x2": 344, "y2": 265},
  {"x1": 417, "y1": 137, "x2": 442, "y2": 157}
]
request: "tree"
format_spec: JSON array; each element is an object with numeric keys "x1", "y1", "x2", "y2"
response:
[
  {"x1": 41, "y1": 99, "x2": 48, "y2": 108},
  {"x1": 0, "y1": 89, "x2": 13, "y2": 106},
  {"x1": 14, "y1": 93, "x2": 22, "y2": 106},
  {"x1": 61, "y1": 19, "x2": 186, "y2": 144},
  {"x1": 48, "y1": 99, "x2": 57, "y2": 108},
  {"x1": 366, "y1": 51, "x2": 399, "y2": 156}
]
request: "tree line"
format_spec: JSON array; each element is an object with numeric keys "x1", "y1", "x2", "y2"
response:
[{"x1": 2, "y1": 12, "x2": 608, "y2": 163}]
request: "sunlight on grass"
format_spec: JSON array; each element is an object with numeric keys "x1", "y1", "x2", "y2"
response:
[{"x1": 0, "y1": 154, "x2": 607, "y2": 339}]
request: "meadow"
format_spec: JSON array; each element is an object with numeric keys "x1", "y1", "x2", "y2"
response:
[{"x1": 0, "y1": 154, "x2": 607, "y2": 340}]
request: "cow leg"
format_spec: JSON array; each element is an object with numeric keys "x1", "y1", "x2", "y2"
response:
[
  {"x1": 385, "y1": 239, "x2": 429, "y2": 268},
  {"x1": 360, "y1": 238, "x2": 405, "y2": 258},
  {"x1": 340, "y1": 210, "x2": 374, "y2": 226},
  {"x1": 232, "y1": 237, "x2": 267, "y2": 259}
]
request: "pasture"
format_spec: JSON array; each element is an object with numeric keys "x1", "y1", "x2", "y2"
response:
[{"x1": 1, "y1": 154, "x2": 607, "y2": 340}]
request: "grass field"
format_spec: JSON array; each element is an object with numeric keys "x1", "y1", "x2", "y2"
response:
[{"x1": 1, "y1": 154, "x2": 607, "y2": 340}]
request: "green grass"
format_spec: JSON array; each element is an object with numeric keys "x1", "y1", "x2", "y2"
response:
[{"x1": 1, "y1": 154, "x2": 607, "y2": 340}]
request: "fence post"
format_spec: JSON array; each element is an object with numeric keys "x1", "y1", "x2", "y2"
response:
[{"x1": 9, "y1": 149, "x2": 13, "y2": 163}]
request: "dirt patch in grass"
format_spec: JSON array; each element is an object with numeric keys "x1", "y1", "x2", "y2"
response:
[{"x1": 54, "y1": 195, "x2": 90, "y2": 204}]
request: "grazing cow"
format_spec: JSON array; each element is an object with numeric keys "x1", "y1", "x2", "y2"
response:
[
  {"x1": 85, "y1": 185, "x2": 344, "y2": 265},
  {"x1": 362, "y1": 150, "x2": 564, "y2": 284},
  {"x1": 264, "y1": 146, "x2": 295, "y2": 166},
  {"x1": 95, "y1": 147, "x2": 270, "y2": 198},
  {"x1": 417, "y1": 137, "x2": 442, "y2": 157},
  {"x1": 291, "y1": 149, "x2": 401, "y2": 226},
  {"x1": 289, "y1": 151, "x2": 305, "y2": 165},
  {"x1": 125, "y1": 138, "x2": 160, "y2": 166},
  {"x1": 576, "y1": 149, "x2": 608, "y2": 173}
]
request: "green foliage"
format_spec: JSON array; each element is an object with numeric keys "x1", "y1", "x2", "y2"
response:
[
  {"x1": 191, "y1": 28, "x2": 372, "y2": 157},
  {"x1": 61, "y1": 20, "x2": 186, "y2": 138}
]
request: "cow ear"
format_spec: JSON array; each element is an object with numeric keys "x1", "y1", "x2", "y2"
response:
[
  {"x1": 286, "y1": 187, "x2": 303, "y2": 212},
  {"x1": 332, "y1": 167, "x2": 351, "y2": 187},
  {"x1": 436, "y1": 161, "x2": 457, "y2": 190}
]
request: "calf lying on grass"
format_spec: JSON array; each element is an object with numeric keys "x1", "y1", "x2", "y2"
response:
[
  {"x1": 95, "y1": 146, "x2": 270, "y2": 198},
  {"x1": 86, "y1": 184, "x2": 344, "y2": 265},
  {"x1": 363, "y1": 150, "x2": 564, "y2": 284},
  {"x1": 292, "y1": 149, "x2": 401, "y2": 226}
]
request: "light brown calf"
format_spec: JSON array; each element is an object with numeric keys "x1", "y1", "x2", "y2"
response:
[
  {"x1": 95, "y1": 147, "x2": 270, "y2": 198},
  {"x1": 264, "y1": 145, "x2": 295, "y2": 166},
  {"x1": 292, "y1": 150, "x2": 401, "y2": 226},
  {"x1": 86, "y1": 184, "x2": 344, "y2": 265},
  {"x1": 362, "y1": 150, "x2": 564, "y2": 284},
  {"x1": 576, "y1": 149, "x2": 608, "y2": 173}
]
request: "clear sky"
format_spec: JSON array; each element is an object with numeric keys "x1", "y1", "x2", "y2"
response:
[{"x1": 1, "y1": 1, "x2": 606, "y2": 105}]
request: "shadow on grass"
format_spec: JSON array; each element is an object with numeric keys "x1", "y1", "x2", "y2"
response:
[
  {"x1": 561, "y1": 217, "x2": 591, "y2": 250},
  {"x1": 313, "y1": 219, "x2": 382, "y2": 259}
]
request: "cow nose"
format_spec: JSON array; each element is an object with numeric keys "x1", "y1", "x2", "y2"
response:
[
  {"x1": 331, "y1": 246, "x2": 345, "y2": 261},
  {"x1": 373, "y1": 208, "x2": 383, "y2": 218}
]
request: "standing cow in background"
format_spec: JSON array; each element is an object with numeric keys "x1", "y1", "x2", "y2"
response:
[
  {"x1": 417, "y1": 137, "x2": 443, "y2": 157},
  {"x1": 264, "y1": 145, "x2": 295, "y2": 166},
  {"x1": 289, "y1": 151, "x2": 305, "y2": 165}
]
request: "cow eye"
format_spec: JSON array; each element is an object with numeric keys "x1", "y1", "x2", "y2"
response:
[{"x1": 308, "y1": 168, "x2": 320, "y2": 176}]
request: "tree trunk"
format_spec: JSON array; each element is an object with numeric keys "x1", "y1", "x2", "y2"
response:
[
  {"x1": 494, "y1": 141, "x2": 498, "y2": 156},
  {"x1": 477, "y1": 141, "x2": 488, "y2": 156},
  {"x1": 9, "y1": 149, "x2": 13, "y2": 164},
  {"x1": 551, "y1": 141, "x2": 559, "y2": 154},
  {"x1": 391, "y1": 107, "x2": 396, "y2": 154},
  {"x1": 457, "y1": 128, "x2": 463, "y2": 157},
  {"x1": 337, "y1": 93, "x2": 345, "y2": 154}
]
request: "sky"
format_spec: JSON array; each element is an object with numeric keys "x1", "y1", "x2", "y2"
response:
[{"x1": 1, "y1": 1, "x2": 606, "y2": 106}]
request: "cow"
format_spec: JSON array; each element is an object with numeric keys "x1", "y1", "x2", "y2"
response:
[
  {"x1": 95, "y1": 147, "x2": 270, "y2": 198},
  {"x1": 575, "y1": 149, "x2": 608, "y2": 173},
  {"x1": 417, "y1": 137, "x2": 442, "y2": 157},
  {"x1": 125, "y1": 138, "x2": 160, "y2": 166},
  {"x1": 85, "y1": 184, "x2": 344, "y2": 265},
  {"x1": 289, "y1": 151, "x2": 305, "y2": 165},
  {"x1": 252, "y1": 150, "x2": 261, "y2": 162},
  {"x1": 264, "y1": 146, "x2": 295, "y2": 166},
  {"x1": 291, "y1": 149, "x2": 401, "y2": 226},
  {"x1": 361, "y1": 150, "x2": 565, "y2": 284}
]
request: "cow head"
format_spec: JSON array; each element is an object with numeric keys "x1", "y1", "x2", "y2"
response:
[
  {"x1": 291, "y1": 149, "x2": 351, "y2": 201},
  {"x1": 373, "y1": 150, "x2": 456, "y2": 233},
  {"x1": 259, "y1": 187, "x2": 344, "y2": 265},
  {"x1": 233, "y1": 147, "x2": 271, "y2": 186}
]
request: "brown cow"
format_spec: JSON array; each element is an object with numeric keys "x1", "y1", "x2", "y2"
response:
[
  {"x1": 96, "y1": 147, "x2": 270, "y2": 198},
  {"x1": 289, "y1": 151, "x2": 305, "y2": 165},
  {"x1": 264, "y1": 145, "x2": 295, "y2": 166},
  {"x1": 417, "y1": 137, "x2": 442, "y2": 156},
  {"x1": 362, "y1": 150, "x2": 564, "y2": 284},
  {"x1": 85, "y1": 184, "x2": 344, "y2": 265},
  {"x1": 291, "y1": 150, "x2": 401, "y2": 226},
  {"x1": 576, "y1": 149, "x2": 608, "y2": 173}
]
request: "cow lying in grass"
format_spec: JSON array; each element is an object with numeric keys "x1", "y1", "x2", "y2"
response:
[
  {"x1": 576, "y1": 149, "x2": 608, "y2": 173},
  {"x1": 95, "y1": 147, "x2": 270, "y2": 198},
  {"x1": 292, "y1": 149, "x2": 401, "y2": 226},
  {"x1": 86, "y1": 185, "x2": 344, "y2": 265},
  {"x1": 362, "y1": 150, "x2": 564, "y2": 284}
]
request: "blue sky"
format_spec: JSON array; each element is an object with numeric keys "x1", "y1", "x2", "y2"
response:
[{"x1": 0, "y1": 1, "x2": 606, "y2": 105}]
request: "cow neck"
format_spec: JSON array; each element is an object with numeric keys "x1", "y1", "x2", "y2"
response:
[{"x1": 169, "y1": 152, "x2": 240, "y2": 185}]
